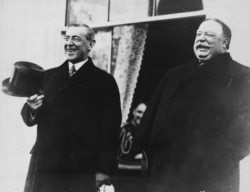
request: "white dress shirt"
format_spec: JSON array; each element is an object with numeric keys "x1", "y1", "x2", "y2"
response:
[{"x1": 68, "y1": 59, "x2": 88, "y2": 73}]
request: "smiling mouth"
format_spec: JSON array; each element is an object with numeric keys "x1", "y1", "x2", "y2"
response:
[
  {"x1": 66, "y1": 49, "x2": 77, "y2": 55},
  {"x1": 66, "y1": 48, "x2": 76, "y2": 52},
  {"x1": 198, "y1": 45, "x2": 209, "y2": 49}
]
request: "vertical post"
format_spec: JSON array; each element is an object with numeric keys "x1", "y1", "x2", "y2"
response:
[
  {"x1": 153, "y1": 0, "x2": 157, "y2": 16},
  {"x1": 107, "y1": 0, "x2": 111, "y2": 22},
  {"x1": 65, "y1": 0, "x2": 69, "y2": 26}
]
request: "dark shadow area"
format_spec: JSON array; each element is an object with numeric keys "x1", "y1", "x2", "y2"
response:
[
  {"x1": 130, "y1": 16, "x2": 205, "y2": 116},
  {"x1": 157, "y1": 0, "x2": 203, "y2": 15}
]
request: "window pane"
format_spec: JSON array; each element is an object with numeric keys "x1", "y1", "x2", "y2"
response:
[
  {"x1": 109, "y1": 0, "x2": 153, "y2": 22},
  {"x1": 66, "y1": 0, "x2": 109, "y2": 25},
  {"x1": 156, "y1": 0, "x2": 203, "y2": 15}
]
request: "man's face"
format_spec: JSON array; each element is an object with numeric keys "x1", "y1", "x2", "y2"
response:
[
  {"x1": 64, "y1": 26, "x2": 95, "y2": 63},
  {"x1": 132, "y1": 103, "x2": 147, "y2": 126},
  {"x1": 193, "y1": 20, "x2": 228, "y2": 61}
]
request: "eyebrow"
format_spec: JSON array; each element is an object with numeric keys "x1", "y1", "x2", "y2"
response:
[
  {"x1": 65, "y1": 35, "x2": 81, "y2": 38},
  {"x1": 196, "y1": 30, "x2": 216, "y2": 35},
  {"x1": 64, "y1": 35, "x2": 83, "y2": 40}
]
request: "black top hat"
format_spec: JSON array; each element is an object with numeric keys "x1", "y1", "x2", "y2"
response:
[{"x1": 2, "y1": 61, "x2": 45, "y2": 97}]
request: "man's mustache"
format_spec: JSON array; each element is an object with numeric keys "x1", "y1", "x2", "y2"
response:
[{"x1": 196, "y1": 43, "x2": 210, "y2": 49}]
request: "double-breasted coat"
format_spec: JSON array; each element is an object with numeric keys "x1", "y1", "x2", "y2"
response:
[
  {"x1": 133, "y1": 53, "x2": 250, "y2": 192},
  {"x1": 21, "y1": 58, "x2": 121, "y2": 192}
]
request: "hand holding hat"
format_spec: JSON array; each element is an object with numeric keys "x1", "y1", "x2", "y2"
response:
[{"x1": 27, "y1": 94, "x2": 45, "y2": 112}]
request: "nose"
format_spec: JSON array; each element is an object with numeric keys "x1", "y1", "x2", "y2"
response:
[
  {"x1": 197, "y1": 32, "x2": 206, "y2": 41},
  {"x1": 137, "y1": 113, "x2": 143, "y2": 119},
  {"x1": 65, "y1": 37, "x2": 74, "y2": 45},
  {"x1": 67, "y1": 40, "x2": 73, "y2": 46}
]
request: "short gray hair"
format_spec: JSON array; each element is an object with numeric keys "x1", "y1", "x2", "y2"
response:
[{"x1": 67, "y1": 23, "x2": 95, "y2": 41}]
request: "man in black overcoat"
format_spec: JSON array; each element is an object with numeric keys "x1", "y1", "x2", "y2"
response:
[
  {"x1": 132, "y1": 18, "x2": 250, "y2": 192},
  {"x1": 21, "y1": 24, "x2": 121, "y2": 192}
]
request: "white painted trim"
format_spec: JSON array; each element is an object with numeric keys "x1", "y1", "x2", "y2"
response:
[{"x1": 62, "y1": 10, "x2": 206, "y2": 32}]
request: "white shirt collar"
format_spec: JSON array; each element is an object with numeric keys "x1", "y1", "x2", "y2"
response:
[{"x1": 68, "y1": 58, "x2": 88, "y2": 71}]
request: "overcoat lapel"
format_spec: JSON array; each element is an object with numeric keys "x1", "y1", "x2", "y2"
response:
[
  {"x1": 67, "y1": 59, "x2": 93, "y2": 87},
  {"x1": 55, "y1": 59, "x2": 94, "y2": 94},
  {"x1": 154, "y1": 54, "x2": 234, "y2": 125},
  {"x1": 44, "y1": 61, "x2": 69, "y2": 102},
  {"x1": 147, "y1": 61, "x2": 200, "y2": 145},
  {"x1": 150, "y1": 55, "x2": 234, "y2": 145},
  {"x1": 134, "y1": 60, "x2": 200, "y2": 152}
]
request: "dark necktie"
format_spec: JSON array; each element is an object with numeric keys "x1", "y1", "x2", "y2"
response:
[{"x1": 69, "y1": 64, "x2": 76, "y2": 77}]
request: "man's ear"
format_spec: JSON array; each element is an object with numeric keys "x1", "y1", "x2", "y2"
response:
[
  {"x1": 88, "y1": 40, "x2": 96, "y2": 51},
  {"x1": 223, "y1": 38, "x2": 229, "y2": 50}
]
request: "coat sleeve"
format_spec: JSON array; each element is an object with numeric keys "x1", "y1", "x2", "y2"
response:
[
  {"x1": 21, "y1": 103, "x2": 38, "y2": 127},
  {"x1": 227, "y1": 75, "x2": 250, "y2": 160},
  {"x1": 131, "y1": 62, "x2": 195, "y2": 155},
  {"x1": 131, "y1": 69, "x2": 173, "y2": 154},
  {"x1": 96, "y1": 75, "x2": 122, "y2": 175}
]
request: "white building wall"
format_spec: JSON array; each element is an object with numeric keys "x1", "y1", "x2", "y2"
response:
[
  {"x1": 0, "y1": 1, "x2": 66, "y2": 191},
  {"x1": 203, "y1": 1, "x2": 250, "y2": 192},
  {"x1": 203, "y1": 0, "x2": 250, "y2": 67}
]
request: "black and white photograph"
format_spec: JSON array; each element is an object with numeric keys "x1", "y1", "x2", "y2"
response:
[{"x1": 0, "y1": 0, "x2": 250, "y2": 192}]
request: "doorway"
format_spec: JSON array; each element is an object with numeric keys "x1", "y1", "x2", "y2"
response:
[{"x1": 130, "y1": 16, "x2": 205, "y2": 115}]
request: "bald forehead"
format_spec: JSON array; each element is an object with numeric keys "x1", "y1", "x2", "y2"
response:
[
  {"x1": 136, "y1": 103, "x2": 146, "y2": 111},
  {"x1": 198, "y1": 20, "x2": 224, "y2": 35}
]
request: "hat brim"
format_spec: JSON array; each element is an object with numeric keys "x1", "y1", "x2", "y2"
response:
[
  {"x1": 2, "y1": 78, "x2": 30, "y2": 97},
  {"x1": 2, "y1": 61, "x2": 45, "y2": 97}
]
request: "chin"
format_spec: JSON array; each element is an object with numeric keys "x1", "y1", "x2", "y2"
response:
[
  {"x1": 196, "y1": 54, "x2": 211, "y2": 61},
  {"x1": 67, "y1": 57, "x2": 77, "y2": 61}
]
